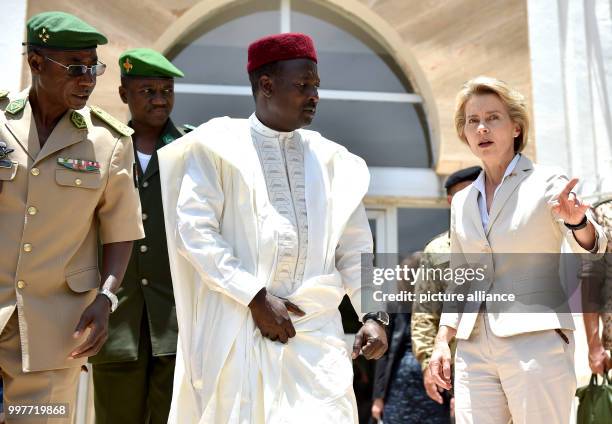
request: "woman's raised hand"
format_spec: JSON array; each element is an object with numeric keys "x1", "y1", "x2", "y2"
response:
[{"x1": 550, "y1": 178, "x2": 590, "y2": 225}]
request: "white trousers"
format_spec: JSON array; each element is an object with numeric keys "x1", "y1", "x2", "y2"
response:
[{"x1": 454, "y1": 313, "x2": 576, "y2": 424}]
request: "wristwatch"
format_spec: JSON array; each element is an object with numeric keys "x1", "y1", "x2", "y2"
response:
[
  {"x1": 99, "y1": 288, "x2": 118, "y2": 313},
  {"x1": 362, "y1": 311, "x2": 390, "y2": 327},
  {"x1": 564, "y1": 215, "x2": 588, "y2": 231}
]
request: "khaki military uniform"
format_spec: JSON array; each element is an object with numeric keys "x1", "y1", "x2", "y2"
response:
[
  {"x1": 91, "y1": 120, "x2": 182, "y2": 424},
  {"x1": 0, "y1": 88, "x2": 144, "y2": 419},
  {"x1": 411, "y1": 231, "x2": 457, "y2": 371},
  {"x1": 580, "y1": 200, "x2": 612, "y2": 349}
]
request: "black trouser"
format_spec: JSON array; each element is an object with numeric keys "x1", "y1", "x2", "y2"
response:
[{"x1": 92, "y1": 312, "x2": 175, "y2": 424}]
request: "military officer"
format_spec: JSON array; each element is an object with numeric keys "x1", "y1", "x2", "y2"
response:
[
  {"x1": 0, "y1": 11, "x2": 144, "y2": 423},
  {"x1": 411, "y1": 166, "x2": 480, "y2": 408},
  {"x1": 90, "y1": 48, "x2": 185, "y2": 424}
]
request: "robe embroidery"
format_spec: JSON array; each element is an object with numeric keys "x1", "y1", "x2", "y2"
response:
[{"x1": 251, "y1": 114, "x2": 308, "y2": 296}]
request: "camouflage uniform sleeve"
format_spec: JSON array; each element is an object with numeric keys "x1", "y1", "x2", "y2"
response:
[
  {"x1": 580, "y1": 244, "x2": 607, "y2": 308},
  {"x1": 412, "y1": 251, "x2": 444, "y2": 372},
  {"x1": 581, "y1": 203, "x2": 612, "y2": 347}
]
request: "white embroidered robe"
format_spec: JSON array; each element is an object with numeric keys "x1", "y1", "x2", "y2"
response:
[{"x1": 158, "y1": 116, "x2": 373, "y2": 423}]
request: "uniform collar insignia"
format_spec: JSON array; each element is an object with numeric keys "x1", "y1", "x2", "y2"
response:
[
  {"x1": 160, "y1": 119, "x2": 180, "y2": 144},
  {"x1": 5, "y1": 98, "x2": 27, "y2": 115},
  {"x1": 70, "y1": 111, "x2": 87, "y2": 129},
  {"x1": 162, "y1": 133, "x2": 174, "y2": 144}
]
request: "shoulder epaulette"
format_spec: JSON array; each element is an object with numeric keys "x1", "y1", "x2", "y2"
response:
[
  {"x1": 5, "y1": 98, "x2": 27, "y2": 115},
  {"x1": 0, "y1": 90, "x2": 8, "y2": 99},
  {"x1": 89, "y1": 105, "x2": 134, "y2": 137},
  {"x1": 182, "y1": 124, "x2": 196, "y2": 134}
]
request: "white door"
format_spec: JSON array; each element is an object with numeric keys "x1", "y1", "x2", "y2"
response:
[{"x1": 366, "y1": 206, "x2": 398, "y2": 255}]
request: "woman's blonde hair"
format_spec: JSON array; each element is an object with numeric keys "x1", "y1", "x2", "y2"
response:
[{"x1": 454, "y1": 76, "x2": 529, "y2": 153}]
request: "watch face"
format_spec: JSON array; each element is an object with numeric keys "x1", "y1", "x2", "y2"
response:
[{"x1": 377, "y1": 312, "x2": 390, "y2": 326}]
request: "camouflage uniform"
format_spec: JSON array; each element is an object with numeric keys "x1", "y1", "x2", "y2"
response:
[
  {"x1": 580, "y1": 200, "x2": 612, "y2": 349},
  {"x1": 411, "y1": 231, "x2": 457, "y2": 371}
]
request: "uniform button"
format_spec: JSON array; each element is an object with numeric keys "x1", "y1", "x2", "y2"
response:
[
  {"x1": 141, "y1": 278, "x2": 149, "y2": 286},
  {"x1": 17, "y1": 280, "x2": 25, "y2": 289},
  {"x1": 27, "y1": 206, "x2": 38, "y2": 216},
  {"x1": 142, "y1": 181, "x2": 149, "y2": 188},
  {"x1": 23, "y1": 243, "x2": 32, "y2": 252},
  {"x1": 142, "y1": 213, "x2": 148, "y2": 221},
  {"x1": 193, "y1": 379, "x2": 203, "y2": 390},
  {"x1": 75, "y1": 178, "x2": 82, "y2": 186},
  {"x1": 140, "y1": 245, "x2": 148, "y2": 253},
  {"x1": 30, "y1": 168, "x2": 40, "y2": 176}
]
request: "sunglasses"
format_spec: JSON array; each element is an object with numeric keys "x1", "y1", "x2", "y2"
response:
[{"x1": 45, "y1": 56, "x2": 106, "y2": 77}]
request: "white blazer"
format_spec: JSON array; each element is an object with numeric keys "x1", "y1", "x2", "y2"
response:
[{"x1": 440, "y1": 155, "x2": 607, "y2": 339}]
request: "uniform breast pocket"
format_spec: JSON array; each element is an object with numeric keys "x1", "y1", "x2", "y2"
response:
[
  {"x1": 55, "y1": 168, "x2": 101, "y2": 189},
  {"x1": 0, "y1": 161, "x2": 18, "y2": 181}
]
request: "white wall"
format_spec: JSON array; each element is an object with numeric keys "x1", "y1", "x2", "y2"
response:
[
  {"x1": 528, "y1": 4, "x2": 612, "y2": 415},
  {"x1": 0, "y1": 0, "x2": 28, "y2": 92},
  {"x1": 528, "y1": 0, "x2": 612, "y2": 201}
]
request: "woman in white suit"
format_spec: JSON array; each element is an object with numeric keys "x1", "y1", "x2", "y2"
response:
[{"x1": 428, "y1": 76, "x2": 607, "y2": 424}]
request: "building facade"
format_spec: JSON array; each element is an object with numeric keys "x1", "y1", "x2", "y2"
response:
[{"x1": 3, "y1": 0, "x2": 538, "y2": 256}]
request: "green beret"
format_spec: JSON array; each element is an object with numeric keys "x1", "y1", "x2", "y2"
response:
[
  {"x1": 119, "y1": 48, "x2": 184, "y2": 78},
  {"x1": 26, "y1": 11, "x2": 107, "y2": 50}
]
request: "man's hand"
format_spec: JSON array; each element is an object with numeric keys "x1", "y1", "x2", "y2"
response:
[
  {"x1": 423, "y1": 367, "x2": 444, "y2": 404},
  {"x1": 429, "y1": 340, "x2": 452, "y2": 391},
  {"x1": 249, "y1": 288, "x2": 305, "y2": 343},
  {"x1": 371, "y1": 397, "x2": 384, "y2": 420},
  {"x1": 588, "y1": 344, "x2": 611, "y2": 375},
  {"x1": 68, "y1": 241, "x2": 131, "y2": 359},
  {"x1": 70, "y1": 294, "x2": 111, "y2": 359},
  {"x1": 352, "y1": 320, "x2": 388, "y2": 360}
]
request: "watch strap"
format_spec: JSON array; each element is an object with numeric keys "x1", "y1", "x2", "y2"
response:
[
  {"x1": 564, "y1": 214, "x2": 588, "y2": 230},
  {"x1": 362, "y1": 311, "x2": 389, "y2": 326},
  {"x1": 99, "y1": 288, "x2": 118, "y2": 313}
]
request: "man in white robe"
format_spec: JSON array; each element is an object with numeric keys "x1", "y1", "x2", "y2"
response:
[{"x1": 158, "y1": 33, "x2": 388, "y2": 423}]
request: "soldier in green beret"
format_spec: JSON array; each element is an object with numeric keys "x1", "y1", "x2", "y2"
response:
[
  {"x1": 0, "y1": 11, "x2": 144, "y2": 422},
  {"x1": 90, "y1": 47, "x2": 186, "y2": 424}
]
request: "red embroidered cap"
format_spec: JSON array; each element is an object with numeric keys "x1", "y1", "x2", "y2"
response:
[{"x1": 247, "y1": 33, "x2": 317, "y2": 73}]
